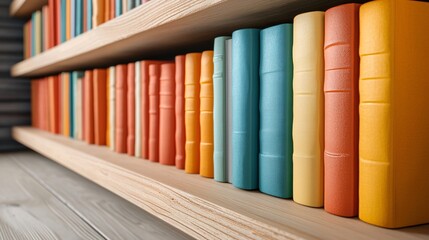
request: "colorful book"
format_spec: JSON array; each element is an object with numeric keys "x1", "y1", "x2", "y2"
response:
[
  {"x1": 226, "y1": 39, "x2": 232, "y2": 183},
  {"x1": 94, "y1": 69, "x2": 107, "y2": 145},
  {"x1": 31, "y1": 81, "x2": 38, "y2": 128},
  {"x1": 115, "y1": 0, "x2": 122, "y2": 17},
  {"x1": 122, "y1": 0, "x2": 127, "y2": 13},
  {"x1": 40, "y1": 79, "x2": 50, "y2": 131},
  {"x1": 359, "y1": 0, "x2": 429, "y2": 228},
  {"x1": 76, "y1": 74, "x2": 83, "y2": 140},
  {"x1": 109, "y1": 66, "x2": 116, "y2": 150},
  {"x1": 213, "y1": 36, "x2": 230, "y2": 182},
  {"x1": 293, "y1": 11, "x2": 325, "y2": 207},
  {"x1": 259, "y1": 23, "x2": 293, "y2": 198},
  {"x1": 48, "y1": 0, "x2": 57, "y2": 47},
  {"x1": 76, "y1": 0, "x2": 83, "y2": 35},
  {"x1": 56, "y1": 0, "x2": 61, "y2": 45},
  {"x1": 184, "y1": 53, "x2": 201, "y2": 174},
  {"x1": 110, "y1": 0, "x2": 115, "y2": 20},
  {"x1": 134, "y1": 61, "x2": 141, "y2": 157},
  {"x1": 87, "y1": 0, "x2": 93, "y2": 30},
  {"x1": 42, "y1": 6, "x2": 49, "y2": 51},
  {"x1": 106, "y1": 66, "x2": 110, "y2": 146},
  {"x1": 175, "y1": 55, "x2": 186, "y2": 169},
  {"x1": 93, "y1": 0, "x2": 105, "y2": 27},
  {"x1": 149, "y1": 64, "x2": 161, "y2": 162},
  {"x1": 66, "y1": 0, "x2": 71, "y2": 40},
  {"x1": 83, "y1": 0, "x2": 87, "y2": 32},
  {"x1": 84, "y1": 70, "x2": 94, "y2": 144},
  {"x1": 127, "y1": 63, "x2": 135, "y2": 155},
  {"x1": 62, "y1": 73, "x2": 71, "y2": 137},
  {"x1": 48, "y1": 76, "x2": 60, "y2": 134},
  {"x1": 324, "y1": 3, "x2": 360, "y2": 217},
  {"x1": 115, "y1": 64, "x2": 127, "y2": 153},
  {"x1": 232, "y1": 29, "x2": 260, "y2": 190},
  {"x1": 200, "y1": 51, "x2": 214, "y2": 178},
  {"x1": 71, "y1": 0, "x2": 75, "y2": 38},
  {"x1": 104, "y1": 0, "x2": 110, "y2": 22},
  {"x1": 34, "y1": 11, "x2": 42, "y2": 55},
  {"x1": 128, "y1": 0, "x2": 135, "y2": 11},
  {"x1": 159, "y1": 63, "x2": 176, "y2": 165},
  {"x1": 61, "y1": 0, "x2": 67, "y2": 42},
  {"x1": 71, "y1": 72, "x2": 78, "y2": 138}
]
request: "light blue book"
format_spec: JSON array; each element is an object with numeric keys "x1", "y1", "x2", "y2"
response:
[
  {"x1": 61, "y1": 0, "x2": 67, "y2": 42},
  {"x1": 135, "y1": 0, "x2": 141, "y2": 7},
  {"x1": 213, "y1": 36, "x2": 231, "y2": 182},
  {"x1": 232, "y1": 29, "x2": 260, "y2": 190},
  {"x1": 71, "y1": 0, "x2": 75, "y2": 38},
  {"x1": 76, "y1": 0, "x2": 83, "y2": 36},
  {"x1": 128, "y1": 0, "x2": 135, "y2": 11},
  {"x1": 259, "y1": 24, "x2": 293, "y2": 198},
  {"x1": 115, "y1": 0, "x2": 122, "y2": 17},
  {"x1": 226, "y1": 39, "x2": 232, "y2": 183},
  {"x1": 87, "y1": 0, "x2": 92, "y2": 30}
]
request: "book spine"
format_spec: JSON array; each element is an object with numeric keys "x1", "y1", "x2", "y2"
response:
[
  {"x1": 259, "y1": 23, "x2": 293, "y2": 198},
  {"x1": 93, "y1": 0, "x2": 105, "y2": 27},
  {"x1": 232, "y1": 29, "x2": 260, "y2": 189},
  {"x1": 48, "y1": 76, "x2": 60, "y2": 134},
  {"x1": 94, "y1": 69, "x2": 107, "y2": 145},
  {"x1": 324, "y1": 3, "x2": 360, "y2": 217},
  {"x1": 41, "y1": 79, "x2": 50, "y2": 131},
  {"x1": 76, "y1": 74, "x2": 83, "y2": 140},
  {"x1": 127, "y1": 63, "x2": 136, "y2": 155},
  {"x1": 359, "y1": 0, "x2": 393, "y2": 227},
  {"x1": 61, "y1": 0, "x2": 66, "y2": 43},
  {"x1": 66, "y1": 0, "x2": 71, "y2": 40},
  {"x1": 141, "y1": 61, "x2": 150, "y2": 159},
  {"x1": 213, "y1": 36, "x2": 230, "y2": 182},
  {"x1": 87, "y1": 0, "x2": 92, "y2": 30},
  {"x1": 159, "y1": 63, "x2": 176, "y2": 165},
  {"x1": 84, "y1": 70, "x2": 94, "y2": 144},
  {"x1": 62, "y1": 73, "x2": 71, "y2": 137},
  {"x1": 115, "y1": 0, "x2": 121, "y2": 17},
  {"x1": 71, "y1": 0, "x2": 75, "y2": 38},
  {"x1": 71, "y1": 72, "x2": 78, "y2": 138},
  {"x1": 34, "y1": 11, "x2": 42, "y2": 55},
  {"x1": 110, "y1": 0, "x2": 115, "y2": 20},
  {"x1": 48, "y1": 0, "x2": 57, "y2": 48},
  {"x1": 200, "y1": 51, "x2": 214, "y2": 178},
  {"x1": 109, "y1": 66, "x2": 116, "y2": 151},
  {"x1": 292, "y1": 11, "x2": 325, "y2": 207},
  {"x1": 185, "y1": 53, "x2": 201, "y2": 174},
  {"x1": 42, "y1": 6, "x2": 49, "y2": 51},
  {"x1": 106, "y1": 67, "x2": 110, "y2": 146},
  {"x1": 31, "y1": 80, "x2": 38, "y2": 128},
  {"x1": 115, "y1": 64, "x2": 128, "y2": 153},
  {"x1": 104, "y1": 0, "x2": 110, "y2": 22},
  {"x1": 76, "y1": 0, "x2": 83, "y2": 35},
  {"x1": 83, "y1": 0, "x2": 87, "y2": 32},
  {"x1": 226, "y1": 39, "x2": 232, "y2": 183},
  {"x1": 56, "y1": 0, "x2": 61, "y2": 45},
  {"x1": 149, "y1": 64, "x2": 160, "y2": 162},
  {"x1": 134, "y1": 61, "x2": 141, "y2": 157},
  {"x1": 175, "y1": 55, "x2": 186, "y2": 169}
]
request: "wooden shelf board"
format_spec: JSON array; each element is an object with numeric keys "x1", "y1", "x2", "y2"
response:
[
  {"x1": 9, "y1": 0, "x2": 47, "y2": 17},
  {"x1": 12, "y1": 126, "x2": 429, "y2": 240},
  {"x1": 11, "y1": 0, "x2": 368, "y2": 77}
]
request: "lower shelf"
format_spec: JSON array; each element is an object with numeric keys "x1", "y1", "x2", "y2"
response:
[{"x1": 12, "y1": 127, "x2": 429, "y2": 240}]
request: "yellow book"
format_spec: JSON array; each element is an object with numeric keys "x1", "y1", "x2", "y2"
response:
[
  {"x1": 292, "y1": 11, "x2": 325, "y2": 207},
  {"x1": 185, "y1": 53, "x2": 202, "y2": 174},
  {"x1": 359, "y1": 0, "x2": 429, "y2": 228},
  {"x1": 200, "y1": 51, "x2": 214, "y2": 178}
]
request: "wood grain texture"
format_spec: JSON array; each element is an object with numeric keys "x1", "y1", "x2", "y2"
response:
[
  {"x1": 0, "y1": 153, "x2": 103, "y2": 240},
  {"x1": 11, "y1": 0, "x2": 368, "y2": 77},
  {"x1": 9, "y1": 0, "x2": 47, "y2": 17},
  {"x1": 12, "y1": 126, "x2": 429, "y2": 240},
  {"x1": 12, "y1": 151, "x2": 191, "y2": 240}
]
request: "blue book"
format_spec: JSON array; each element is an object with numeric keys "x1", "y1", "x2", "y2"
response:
[
  {"x1": 71, "y1": 0, "x2": 75, "y2": 38},
  {"x1": 87, "y1": 0, "x2": 92, "y2": 30},
  {"x1": 70, "y1": 72, "x2": 75, "y2": 138},
  {"x1": 61, "y1": 0, "x2": 67, "y2": 43},
  {"x1": 213, "y1": 36, "x2": 231, "y2": 182},
  {"x1": 115, "y1": 0, "x2": 122, "y2": 17},
  {"x1": 232, "y1": 29, "x2": 260, "y2": 190},
  {"x1": 75, "y1": 0, "x2": 83, "y2": 36},
  {"x1": 259, "y1": 24, "x2": 293, "y2": 198}
]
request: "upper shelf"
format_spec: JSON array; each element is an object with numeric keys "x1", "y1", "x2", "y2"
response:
[
  {"x1": 11, "y1": 0, "x2": 367, "y2": 77},
  {"x1": 10, "y1": 0, "x2": 47, "y2": 17}
]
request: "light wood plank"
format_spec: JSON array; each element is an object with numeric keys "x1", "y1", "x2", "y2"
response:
[
  {"x1": 12, "y1": 151, "x2": 191, "y2": 240},
  {"x1": 12, "y1": 126, "x2": 429, "y2": 240},
  {"x1": 9, "y1": 0, "x2": 47, "y2": 17},
  {"x1": 11, "y1": 0, "x2": 367, "y2": 77},
  {"x1": 0, "y1": 153, "x2": 103, "y2": 240}
]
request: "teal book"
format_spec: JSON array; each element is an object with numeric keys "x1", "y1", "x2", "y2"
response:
[
  {"x1": 232, "y1": 29, "x2": 260, "y2": 190},
  {"x1": 135, "y1": 0, "x2": 141, "y2": 7},
  {"x1": 61, "y1": 0, "x2": 67, "y2": 43},
  {"x1": 115, "y1": 0, "x2": 122, "y2": 17},
  {"x1": 213, "y1": 36, "x2": 231, "y2": 182},
  {"x1": 70, "y1": 72, "x2": 75, "y2": 138},
  {"x1": 71, "y1": 0, "x2": 75, "y2": 38},
  {"x1": 226, "y1": 39, "x2": 232, "y2": 183},
  {"x1": 87, "y1": 0, "x2": 92, "y2": 30},
  {"x1": 128, "y1": 0, "x2": 135, "y2": 10},
  {"x1": 76, "y1": 0, "x2": 83, "y2": 35},
  {"x1": 259, "y1": 24, "x2": 293, "y2": 198}
]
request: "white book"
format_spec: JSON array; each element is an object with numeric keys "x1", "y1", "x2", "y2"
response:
[
  {"x1": 109, "y1": 66, "x2": 116, "y2": 151},
  {"x1": 135, "y1": 61, "x2": 142, "y2": 157},
  {"x1": 226, "y1": 39, "x2": 232, "y2": 183}
]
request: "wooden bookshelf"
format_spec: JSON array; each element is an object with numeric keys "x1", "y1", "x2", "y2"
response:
[
  {"x1": 11, "y1": 0, "x2": 367, "y2": 78},
  {"x1": 12, "y1": 126, "x2": 429, "y2": 240},
  {"x1": 9, "y1": 0, "x2": 47, "y2": 17}
]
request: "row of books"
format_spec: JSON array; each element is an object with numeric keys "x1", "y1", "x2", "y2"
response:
[
  {"x1": 23, "y1": 0, "x2": 150, "y2": 58},
  {"x1": 29, "y1": 1, "x2": 429, "y2": 229}
]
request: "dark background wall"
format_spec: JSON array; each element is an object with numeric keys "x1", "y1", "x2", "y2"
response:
[{"x1": 0, "y1": 0, "x2": 30, "y2": 151}]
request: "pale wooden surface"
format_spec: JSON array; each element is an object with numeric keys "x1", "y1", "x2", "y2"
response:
[
  {"x1": 12, "y1": 126, "x2": 429, "y2": 240},
  {"x1": 11, "y1": 0, "x2": 367, "y2": 77},
  {"x1": 9, "y1": 0, "x2": 47, "y2": 17}
]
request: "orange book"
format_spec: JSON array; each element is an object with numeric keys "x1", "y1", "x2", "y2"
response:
[
  {"x1": 66, "y1": 0, "x2": 71, "y2": 40},
  {"x1": 48, "y1": 0, "x2": 57, "y2": 48},
  {"x1": 93, "y1": 0, "x2": 105, "y2": 27},
  {"x1": 149, "y1": 64, "x2": 160, "y2": 162},
  {"x1": 93, "y1": 69, "x2": 107, "y2": 145},
  {"x1": 159, "y1": 63, "x2": 176, "y2": 165},
  {"x1": 115, "y1": 64, "x2": 128, "y2": 153},
  {"x1": 84, "y1": 70, "x2": 94, "y2": 144},
  {"x1": 324, "y1": 3, "x2": 360, "y2": 217},
  {"x1": 106, "y1": 67, "x2": 110, "y2": 146},
  {"x1": 185, "y1": 53, "x2": 201, "y2": 174},
  {"x1": 104, "y1": 0, "x2": 110, "y2": 21},
  {"x1": 127, "y1": 63, "x2": 136, "y2": 155},
  {"x1": 110, "y1": 0, "x2": 115, "y2": 20},
  {"x1": 175, "y1": 55, "x2": 186, "y2": 169},
  {"x1": 48, "y1": 75, "x2": 60, "y2": 134},
  {"x1": 42, "y1": 6, "x2": 49, "y2": 51},
  {"x1": 62, "y1": 73, "x2": 71, "y2": 136},
  {"x1": 200, "y1": 51, "x2": 214, "y2": 177}
]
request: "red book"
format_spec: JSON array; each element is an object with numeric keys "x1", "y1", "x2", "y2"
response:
[
  {"x1": 84, "y1": 70, "x2": 95, "y2": 144},
  {"x1": 115, "y1": 64, "x2": 128, "y2": 153},
  {"x1": 93, "y1": 69, "x2": 107, "y2": 145},
  {"x1": 324, "y1": 3, "x2": 360, "y2": 217},
  {"x1": 48, "y1": 75, "x2": 60, "y2": 134},
  {"x1": 48, "y1": 0, "x2": 56, "y2": 48},
  {"x1": 149, "y1": 64, "x2": 160, "y2": 162},
  {"x1": 159, "y1": 63, "x2": 176, "y2": 165},
  {"x1": 175, "y1": 55, "x2": 186, "y2": 169},
  {"x1": 56, "y1": 0, "x2": 61, "y2": 45},
  {"x1": 127, "y1": 63, "x2": 135, "y2": 156}
]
